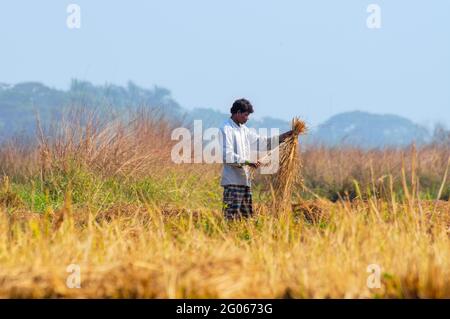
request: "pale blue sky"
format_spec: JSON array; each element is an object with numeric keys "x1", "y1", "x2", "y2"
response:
[{"x1": 0, "y1": 0, "x2": 449, "y2": 128}]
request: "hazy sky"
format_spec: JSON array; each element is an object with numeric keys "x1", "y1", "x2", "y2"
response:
[{"x1": 1, "y1": 1, "x2": 449, "y2": 128}]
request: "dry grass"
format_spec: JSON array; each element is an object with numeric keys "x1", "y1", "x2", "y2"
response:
[
  {"x1": 0, "y1": 198, "x2": 449, "y2": 298},
  {"x1": 301, "y1": 144, "x2": 450, "y2": 201},
  {"x1": 0, "y1": 109, "x2": 449, "y2": 298},
  {"x1": 36, "y1": 107, "x2": 176, "y2": 179},
  {"x1": 1, "y1": 107, "x2": 177, "y2": 182},
  {"x1": 0, "y1": 176, "x2": 24, "y2": 208}
]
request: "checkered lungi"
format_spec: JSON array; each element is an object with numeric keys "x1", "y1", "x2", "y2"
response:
[{"x1": 222, "y1": 185, "x2": 253, "y2": 219}]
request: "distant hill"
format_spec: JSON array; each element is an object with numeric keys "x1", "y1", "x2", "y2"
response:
[
  {"x1": 0, "y1": 81, "x2": 437, "y2": 148},
  {"x1": 309, "y1": 111, "x2": 431, "y2": 148},
  {"x1": 0, "y1": 81, "x2": 290, "y2": 139},
  {"x1": 187, "y1": 107, "x2": 290, "y2": 132},
  {"x1": 0, "y1": 80, "x2": 184, "y2": 139}
]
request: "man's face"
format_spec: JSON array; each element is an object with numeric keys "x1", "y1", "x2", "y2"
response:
[{"x1": 235, "y1": 111, "x2": 250, "y2": 124}]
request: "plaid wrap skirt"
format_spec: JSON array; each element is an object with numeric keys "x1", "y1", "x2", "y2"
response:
[{"x1": 222, "y1": 185, "x2": 253, "y2": 219}]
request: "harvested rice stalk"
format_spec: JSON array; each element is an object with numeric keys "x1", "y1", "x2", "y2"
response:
[
  {"x1": 272, "y1": 117, "x2": 307, "y2": 212},
  {"x1": 248, "y1": 117, "x2": 307, "y2": 213}
]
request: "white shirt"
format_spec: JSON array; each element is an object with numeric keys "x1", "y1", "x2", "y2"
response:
[{"x1": 220, "y1": 118, "x2": 267, "y2": 187}]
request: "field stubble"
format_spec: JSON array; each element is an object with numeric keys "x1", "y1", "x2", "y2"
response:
[{"x1": 0, "y1": 108, "x2": 449, "y2": 298}]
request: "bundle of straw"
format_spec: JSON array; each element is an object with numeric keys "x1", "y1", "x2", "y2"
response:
[{"x1": 271, "y1": 117, "x2": 307, "y2": 212}]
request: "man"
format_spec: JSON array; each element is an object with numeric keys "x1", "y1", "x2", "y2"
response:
[{"x1": 220, "y1": 98, "x2": 293, "y2": 220}]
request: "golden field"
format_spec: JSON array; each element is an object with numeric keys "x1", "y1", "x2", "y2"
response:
[{"x1": 0, "y1": 109, "x2": 449, "y2": 298}]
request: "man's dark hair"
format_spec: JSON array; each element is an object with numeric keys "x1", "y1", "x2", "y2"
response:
[{"x1": 230, "y1": 98, "x2": 254, "y2": 114}]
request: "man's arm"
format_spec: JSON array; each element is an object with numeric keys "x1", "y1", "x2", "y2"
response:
[
  {"x1": 248, "y1": 129, "x2": 294, "y2": 152},
  {"x1": 246, "y1": 129, "x2": 293, "y2": 167},
  {"x1": 278, "y1": 130, "x2": 293, "y2": 144},
  {"x1": 264, "y1": 130, "x2": 294, "y2": 150}
]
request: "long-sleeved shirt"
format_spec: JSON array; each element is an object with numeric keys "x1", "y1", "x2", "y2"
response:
[{"x1": 220, "y1": 118, "x2": 277, "y2": 187}]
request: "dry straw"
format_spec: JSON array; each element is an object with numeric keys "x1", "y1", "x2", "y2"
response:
[
  {"x1": 272, "y1": 117, "x2": 307, "y2": 212},
  {"x1": 251, "y1": 117, "x2": 307, "y2": 213}
]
